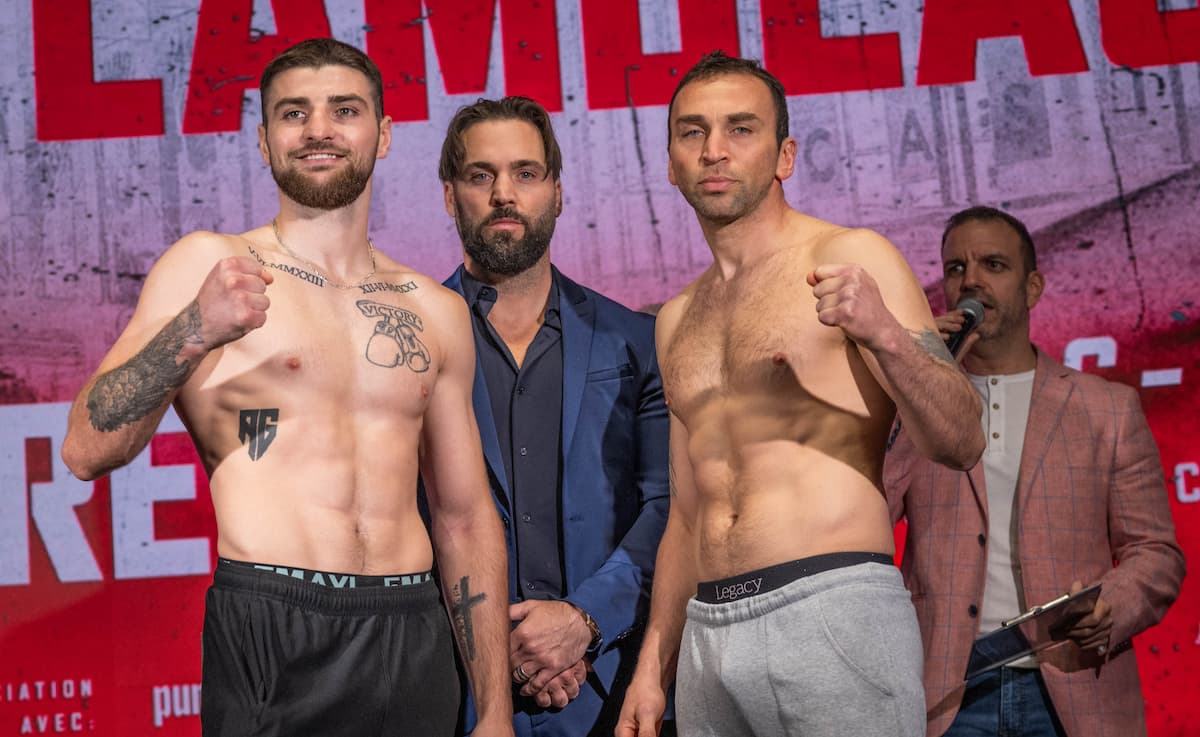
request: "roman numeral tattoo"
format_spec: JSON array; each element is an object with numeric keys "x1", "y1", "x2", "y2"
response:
[
  {"x1": 911, "y1": 328, "x2": 956, "y2": 366},
  {"x1": 357, "y1": 300, "x2": 431, "y2": 373},
  {"x1": 87, "y1": 301, "x2": 205, "y2": 432},
  {"x1": 358, "y1": 280, "x2": 418, "y2": 295},
  {"x1": 248, "y1": 246, "x2": 422, "y2": 297},
  {"x1": 450, "y1": 576, "x2": 487, "y2": 661},
  {"x1": 247, "y1": 245, "x2": 326, "y2": 288},
  {"x1": 238, "y1": 409, "x2": 279, "y2": 460}
]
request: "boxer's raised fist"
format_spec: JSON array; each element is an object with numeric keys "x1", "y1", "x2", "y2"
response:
[
  {"x1": 194, "y1": 256, "x2": 273, "y2": 349},
  {"x1": 807, "y1": 263, "x2": 897, "y2": 350}
]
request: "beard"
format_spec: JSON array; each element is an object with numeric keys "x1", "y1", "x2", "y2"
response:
[
  {"x1": 456, "y1": 204, "x2": 557, "y2": 276},
  {"x1": 271, "y1": 144, "x2": 374, "y2": 210}
]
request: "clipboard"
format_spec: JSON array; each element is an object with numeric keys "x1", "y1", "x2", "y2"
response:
[{"x1": 964, "y1": 582, "x2": 1102, "y2": 680}]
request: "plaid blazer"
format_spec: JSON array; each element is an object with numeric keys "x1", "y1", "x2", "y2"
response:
[{"x1": 885, "y1": 347, "x2": 1185, "y2": 737}]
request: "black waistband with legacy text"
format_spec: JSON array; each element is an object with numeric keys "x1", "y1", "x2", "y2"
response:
[{"x1": 696, "y1": 551, "x2": 894, "y2": 604}]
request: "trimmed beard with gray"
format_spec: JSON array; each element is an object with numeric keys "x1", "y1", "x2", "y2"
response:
[{"x1": 456, "y1": 205, "x2": 556, "y2": 277}]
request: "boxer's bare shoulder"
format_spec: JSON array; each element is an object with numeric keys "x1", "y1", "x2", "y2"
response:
[
  {"x1": 137, "y1": 230, "x2": 246, "y2": 300},
  {"x1": 655, "y1": 280, "x2": 698, "y2": 350},
  {"x1": 811, "y1": 227, "x2": 922, "y2": 288},
  {"x1": 811, "y1": 227, "x2": 952, "y2": 368}
]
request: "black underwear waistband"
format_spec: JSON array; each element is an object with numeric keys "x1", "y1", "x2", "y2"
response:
[
  {"x1": 218, "y1": 558, "x2": 433, "y2": 589},
  {"x1": 696, "y1": 551, "x2": 894, "y2": 604}
]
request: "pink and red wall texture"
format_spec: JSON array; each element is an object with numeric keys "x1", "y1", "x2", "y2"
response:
[{"x1": 1, "y1": 1, "x2": 1198, "y2": 734}]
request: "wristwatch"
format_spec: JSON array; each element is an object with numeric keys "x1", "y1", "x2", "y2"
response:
[{"x1": 573, "y1": 604, "x2": 603, "y2": 657}]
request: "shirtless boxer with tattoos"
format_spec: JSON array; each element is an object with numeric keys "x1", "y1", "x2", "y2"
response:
[{"x1": 62, "y1": 39, "x2": 512, "y2": 737}]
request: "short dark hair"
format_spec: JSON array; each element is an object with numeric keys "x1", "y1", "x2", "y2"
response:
[
  {"x1": 438, "y1": 96, "x2": 563, "y2": 182},
  {"x1": 942, "y1": 206, "x2": 1038, "y2": 274},
  {"x1": 260, "y1": 38, "x2": 384, "y2": 125},
  {"x1": 668, "y1": 51, "x2": 790, "y2": 147}
]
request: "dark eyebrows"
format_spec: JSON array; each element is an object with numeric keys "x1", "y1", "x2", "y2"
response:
[
  {"x1": 978, "y1": 251, "x2": 1011, "y2": 264},
  {"x1": 512, "y1": 159, "x2": 547, "y2": 173},
  {"x1": 727, "y1": 112, "x2": 762, "y2": 125},
  {"x1": 463, "y1": 161, "x2": 498, "y2": 176},
  {"x1": 674, "y1": 114, "x2": 707, "y2": 128},
  {"x1": 673, "y1": 111, "x2": 763, "y2": 128},
  {"x1": 272, "y1": 96, "x2": 310, "y2": 115},
  {"x1": 271, "y1": 94, "x2": 370, "y2": 115},
  {"x1": 462, "y1": 160, "x2": 547, "y2": 176},
  {"x1": 942, "y1": 251, "x2": 1011, "y2": 270},
  {"x1": 329, "y1": 94, "x2": 369, "y2": 109}
]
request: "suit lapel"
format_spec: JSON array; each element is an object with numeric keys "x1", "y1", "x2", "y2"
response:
[
  {"x1": 957, "y1": 376, "x2": 988, "y2": 520},
  {"x1": 444, "y1": 266, "x2": 512, "y2": 507},
  {"x1": 557, "y1": 270, "x2": 595, "y2": 464},
  {"x1": 1015, "y1": 348, "x2": 1072, "y2": 511},
  {"x1": 967, "y1": 458, "x2": 989, "y2": 521}
]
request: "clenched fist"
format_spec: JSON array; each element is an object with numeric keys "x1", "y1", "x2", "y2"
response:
[
  {"x1": 807, "y1": 263, "x2": 900, "y2": 350},
  {"x1": 195, "y1": 256, "x2": 273, "y2": 349}
]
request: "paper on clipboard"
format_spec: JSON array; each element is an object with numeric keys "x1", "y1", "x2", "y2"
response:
[{"x1": 964, "y1": 582, "x2": 1102, "y2": 680}]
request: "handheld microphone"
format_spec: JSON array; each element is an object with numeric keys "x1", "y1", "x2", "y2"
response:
[{"x1": 945, "y1": 298, "x2": 984, "y2": 357}]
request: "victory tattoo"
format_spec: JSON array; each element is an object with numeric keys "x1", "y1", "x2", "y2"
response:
[
  {"x1": 356, "y1": 300, "x2": 431, "y2": 372},
  {"x1": 910, "y1": 328, "x2": 956, "y2": 366},
  {"x1": 238, "y1": 408, "x2": 279, "y2": 460},
  {"x1": 87, "y1": 301, "x2": 204, "y2": 432},
  {"x1": 450, "y1": 575, "x2": 488, "y2": 661}
]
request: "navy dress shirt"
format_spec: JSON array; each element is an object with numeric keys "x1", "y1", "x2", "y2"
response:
[{"x1": 461, "y1": 271, "x2": 565, "y2": 600}]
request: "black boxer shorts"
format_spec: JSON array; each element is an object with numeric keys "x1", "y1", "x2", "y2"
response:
[{"x1": 201, "y1": 559, "x2": 460, "y2": 736}]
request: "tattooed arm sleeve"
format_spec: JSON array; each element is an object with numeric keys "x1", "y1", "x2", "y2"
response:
[{"x1": 63, "y1": 299, "x2": 211, "y2": 480}]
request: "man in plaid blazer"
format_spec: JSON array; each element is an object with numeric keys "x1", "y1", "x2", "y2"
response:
[{"x1": 885, "y1": 206, "x2": 1185, "y2": 737}]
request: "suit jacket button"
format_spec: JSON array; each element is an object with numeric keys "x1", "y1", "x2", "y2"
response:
[
  {"x1": 968, "y1": 604, "x2": 979, "y2": 618},
  {"x1": 977, "y1": 534, "x2": 986, "y2": 546}
]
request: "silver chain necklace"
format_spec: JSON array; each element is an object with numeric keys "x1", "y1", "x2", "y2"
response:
[{"x1": 271, "y1": 218, "x2": 377, "y2": 290}]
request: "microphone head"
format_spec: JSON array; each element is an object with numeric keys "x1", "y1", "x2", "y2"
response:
[{"x1": 955, "y1": 298, "x2": 985, "y2": 324}]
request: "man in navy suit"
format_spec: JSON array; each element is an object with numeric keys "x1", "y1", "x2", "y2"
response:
[{"x1": 438, "y1": 96, "x2": 671, "y2": 737}]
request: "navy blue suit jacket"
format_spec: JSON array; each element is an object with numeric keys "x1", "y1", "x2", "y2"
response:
[{"x1": 445, "y1": 265, "x2": 669, "y2": 737}]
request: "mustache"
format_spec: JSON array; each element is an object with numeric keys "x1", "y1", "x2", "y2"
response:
[
  {"x1": 485, "y1": 208, "x2": 528, "y2": 226},
  {"x1": 289, "y1": 142, "x2": 351, "y2": 158}
]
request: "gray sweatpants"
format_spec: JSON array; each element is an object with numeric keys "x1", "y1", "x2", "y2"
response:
[{"x1": 676, "y1": 561, "x2": 924, "y2": 737}]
